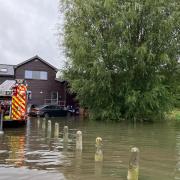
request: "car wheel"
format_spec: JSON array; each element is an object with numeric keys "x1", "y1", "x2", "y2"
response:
[{"x1": 44, "y1": 113, "x2": 50, "y2": 119}]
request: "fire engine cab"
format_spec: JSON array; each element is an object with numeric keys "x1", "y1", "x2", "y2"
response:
[{"x1": 0, "y1": 79, "x2": 28, "y2": 124}]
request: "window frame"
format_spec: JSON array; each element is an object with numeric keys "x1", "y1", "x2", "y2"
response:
[{"x1": 25, "y1": 70, "x2": 48, "y2": 80}]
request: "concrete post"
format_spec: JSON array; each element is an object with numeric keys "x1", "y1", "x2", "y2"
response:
[
  {"x1": 47, "y1": 120, "x2": 51, "y2": 133},
  {"x1": 76, "y1": 131, "x2": 82, "y2": 151},
  {"x1": 95, "y1": 161, "x2": 103, "y2": 176},
  {"x1": 63, "y1": 126, "x2": 68, "y2": 142},
  {"x1": 127, "y1": 147, "x2": 140, "y2": 180},
  {"x1": 37, "y1": 118, "x2": 40, "y2": 128},
  {"x1": 95, "y1": 137, "x2": 103, "y2": 162},
  {"x1": 42, "y1": 119, "x2": 46, "y2": 129},
  {"x1": 54, "y1": 123, "x2": 59, "y2": 138}
]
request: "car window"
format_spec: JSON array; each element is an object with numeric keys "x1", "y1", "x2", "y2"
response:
[
  {"x1": 55, "y1": 106, "x2": 62, "y2": 110},
  {"x1": 41, "y1": 105, "x2": 61, "y2": 109},
  {"x1": 45, "y1": 105, "x2": 57, "y2": 109},
  {"x1": 38, "y1": 105, "x2": 47, "y2": 109},
  {"x1": 43, "y1": 106, "x2": 52, "y2": 109},
  {"x1": 52, "y1": 105, "x2": 58, "y2": 109}
]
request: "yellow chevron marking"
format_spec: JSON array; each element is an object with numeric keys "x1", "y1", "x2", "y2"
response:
[
  {"x1": 11, "y1": 111, "x2": 20, "y2": 120},
  {"x1": 13, "y1": 96, "x2": 25, "y2": 110},
  {"x1": 12, "y1": 104, "x2": 22, "y2": 117},
  {"x1": 17, "y1": 94, "x2": 26, "y2": 105}
]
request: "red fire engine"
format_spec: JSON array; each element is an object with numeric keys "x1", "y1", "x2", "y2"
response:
[{"x1": 0, "y1": 79, "x2": 28, "y2": 123}]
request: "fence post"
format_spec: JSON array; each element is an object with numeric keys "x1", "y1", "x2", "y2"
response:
[
  {"x1": 63, "y1": 126, "x2": 68, "y2": 142},
  {"x1": 127, "y1": 147, "x2": 140, "y2": 180},
  {"x1": 76, "y1": 131, "x2": 82, "y2": 151},
  {"x1": 37, "y1": 118, "x2": 40, "y2": 128},
  {"x1": 54, "y1": 123, "x2": 59, "y2": 138},
  {"x1": 95, "y1": 137, "x2": 103, "y2": 162},
  {"x1": 42, "y1": 119, "x2": 46, "y2": 129},
  {"x1": 47, "y1": 120, "x2": 51, "y2": 132}
]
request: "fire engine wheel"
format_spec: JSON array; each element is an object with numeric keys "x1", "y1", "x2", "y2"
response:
[{"x1": 44, "y1": 113, "x2": 50, "y2": 118}]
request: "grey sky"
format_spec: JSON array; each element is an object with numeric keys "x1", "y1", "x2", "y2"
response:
[{"x1": 0, "y1": 0, "x2": 65, "y2": 69}]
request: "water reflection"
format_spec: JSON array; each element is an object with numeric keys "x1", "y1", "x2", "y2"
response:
[
  {"x1": 0, "y1": 118, "x2": 179, "y2": 179},
  {"x1": 6, "y1": 135, "x2": 25, "y2": 166},
  {"x1": 174, "y1": 122, "x2": 180, "y2": 179},
  {"x1": 0, "y1": 128, "x2": 26, "y2": 167}
]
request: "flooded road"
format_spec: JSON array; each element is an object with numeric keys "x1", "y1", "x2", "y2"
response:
[{"x1": 0, "y1": 117, "x2": 180, "y2": 179}]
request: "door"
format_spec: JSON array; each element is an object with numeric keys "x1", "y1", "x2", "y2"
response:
[{"x1": 51, "y1": 91, "x2": 58, "y2": 104}]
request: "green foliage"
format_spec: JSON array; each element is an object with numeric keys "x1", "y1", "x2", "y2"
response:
[
  {"x1": 167, "y1": 109, "x2": 180, "y2": 121},
  {"x1": 60, "y1": 0, "x2": 180, "y2": 121},
  {"x1": 174, "y1": 63, "x2": 180, "y2": 107}
]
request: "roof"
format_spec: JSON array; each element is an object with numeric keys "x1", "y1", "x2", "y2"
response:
[
  {"x1": 15, "y1": 55, "x2": 58, "y2": 72},
  {"x1": 0, "y1": 80, "x2": 15, "y2": 96},
  {"x1": 0, "y1": 64, "x2": 14, "y2": 76}
]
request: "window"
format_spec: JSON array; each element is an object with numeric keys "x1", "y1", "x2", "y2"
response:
[
  {"x1": 25, "y1": 71, "x2": 32, "y2": 79},
  {"x1": 32, "y1": 71, "x2": 39, "y2": 79},
  {"x1": 56, "y1": 106, "x2": 63, "y2": 110},
  {"x1": 0, "y1": 68, "x2": 8, "y2": 72},
  {"x1": 51, "y1": 91, "x2": 58, "y2": 99},
  {"x1": 25, "y1": 70, "x2": 48, "y2": 80},
  {"x1": 40, "y1": 71, "x2": 48, "y2": 80},
  {"x1": 44, "y1": 105, "x2": 56, "y2": 109}
]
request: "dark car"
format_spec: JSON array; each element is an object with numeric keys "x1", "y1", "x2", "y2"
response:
[
  {"x1": 33, "y1": 105, "x2": 67, "y2": 118},
  {"x1": 27, "y1": 104, "x2": 38, "y2": 117},
  {"x1": 67, "y1": 106, "x2": 79, "y2": 116}
]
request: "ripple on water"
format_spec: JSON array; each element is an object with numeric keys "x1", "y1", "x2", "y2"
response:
[
  {"x1": 25, "y1": 150, "x2": 70, "y2": 168},
  {"x1": 0, "y1": 166, "x2": 65, "y2": 180},
  {"x1": 0, "y1": 118, "x2": 179, "y2": 180}
]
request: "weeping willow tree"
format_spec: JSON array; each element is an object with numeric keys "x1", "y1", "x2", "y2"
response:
[
  {"x1": 175, "y1": 63, "x2": 180, "y2": 107},
  {"x1": 60, "y1": 0, "x2": 180, "y2": 121}
]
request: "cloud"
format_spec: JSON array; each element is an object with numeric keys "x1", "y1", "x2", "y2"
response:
[{"x1": 0, "y1": 0, "x2": 65, "y2": 68}]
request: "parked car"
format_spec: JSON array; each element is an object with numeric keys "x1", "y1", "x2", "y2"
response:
[
  {"x1": 67, "y1": 106, "x2": 79, "y2": 116},
  {"x1": 32, "y1": 105, "x2": 67, "y2": 118},
  {"x1": 27, "y1": 104, "x2": 38, "y2": 117}
]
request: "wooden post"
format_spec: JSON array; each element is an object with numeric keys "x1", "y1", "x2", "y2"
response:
[
  {"x1": 63, "y1": 126, "x2": 68, "y2": 142},
  {"x1": 95, "y1": 137, "x2": 103, "y2": 162},
  {"x1": 0, "y1": 110, "x2": 4, "y2": 135},
  {"x1": 54, "y1": 123, "x2": 59, "y2": 138},
  {"x1": 127, "y1": 147, "x2": 140, "y2": 180},
  {"x1": 76, "y1": 131, "x2": 82, "y2": 151}
]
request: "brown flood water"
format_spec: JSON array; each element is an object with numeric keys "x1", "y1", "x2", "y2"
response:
[{"x1": 0, "y1": 117, "x2": 180, "y2": 180}]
